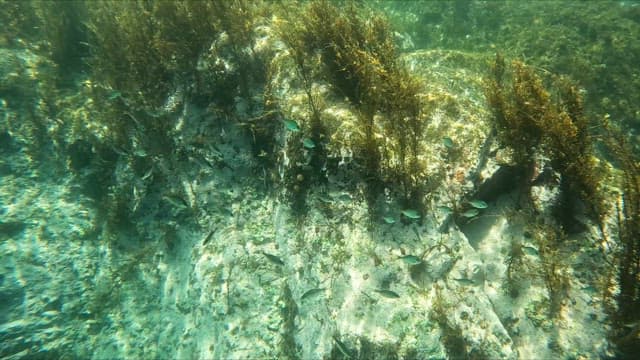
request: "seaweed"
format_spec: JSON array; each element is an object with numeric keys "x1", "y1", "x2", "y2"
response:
[
  {"x1": 85, "y1": 0, "x2": 261, "y2": 110},
  {"x1": 0, "y1": 0, "x2": 40, "y2": 48},
  {"x1": 486, "y1": 54, "x2": 606, "y2": 227},
  {"x1": 69, "y1": 0, "x2": 267, "y2": 231},
  {"x1": 505, "y1": 239, "x2": 528, "y2": 299},
  {"x1": 278, "y1": 283, "x2": 299, "y2": 360},
  {"x1": 603, "y1": 125, "x2": 640, "y2": 355},
  {"x1": 275, "y1": 4, "x2": 330, "y2": 213},
  {"x1": 534, "y1": 224, "x2": 571, "y2": 318},
  {"x1": 429, "y1": 285, "x2": 470, "y2": 359},
  {"x1": 33, "y1": 0, "x2": 89, "y2": 84},
  {"x1": 276, "y1": 0, "x2": 429, "y2": 215}
]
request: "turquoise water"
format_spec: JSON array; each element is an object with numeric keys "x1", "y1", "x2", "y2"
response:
[{"x1": 1, "y1": 1, "x2": 639, "y2": 359}]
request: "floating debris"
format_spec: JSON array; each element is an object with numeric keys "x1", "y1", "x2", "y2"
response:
[
  {"x1": 374, "y1": 289, "x2": 401, "y2": 299},
  {"x1": 437, "y1": 205, "x2": 453, "y2": 215},
  {"x1": 469, "y1": 200, "x2": 488, "y2": 209},
  {"x1": 302, "y1": 138, "x2": 316, "y2": 149},
  {"x1": 401, "y1": 209, "x2": 421, "y2": 220},
  {"x1": 284, "y1": 119, "x2": 300, "y2": 132},
  {"x1": 453, "y1": 278, "x2": 475, "y2": 286},
  {"x1": 301, "y1": 288, "x2": 325, "y2": 301},
  {"x1": 461, "y1": 209, "x2": 479, "y2": 218},
  {"x1": 398, "y1": 255, "x2": 422, "y2": 265},
  {"x1": 261, "y1": 251, "x2": 284, "y2": 266},
  {"x1": 442, "y1": 137, "x2": 455, "y2": 149},
  {"x1": 522, "y1": 246, "x2": 539, "y2": 256},
  {"x1": 383, "y1": 216, "x2": 396, "y2": 224}
]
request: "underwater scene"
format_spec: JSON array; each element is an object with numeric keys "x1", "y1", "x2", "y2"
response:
[{"x1": 1, "y1": 0, "x2": 640, "y2": 359}]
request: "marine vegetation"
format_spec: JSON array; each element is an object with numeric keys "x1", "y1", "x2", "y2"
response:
[
  {"x1": 429, "y1": 284, "x2": 474, "y2": 359},
  {"x1": 534, "y1": 224, "x2": 571, "y2": 318},
  {"x1": 276, "y1": 0, "x2": 430, "y2": 215},
  {"x1": 505, "y1": 238, "x2": 530, "y2": 299},
  {"x1": 486, "y1": 54, "x2": 606, "y2": 228},
  {"x1": 86, "y1": 0, "x2": 260, "y2": 110},
  {"x1": 380, "y1": 1, "x2": 640, "y2": 158},
  {"x1": 0, "y1": 0, "x2": 88, "y2": 81},
  {"x1": 603, "y1": 126, "x2": 640, "y2": 355},
  {"x1": 69, "y1": 0, "x2": 267, "y2": 230}
]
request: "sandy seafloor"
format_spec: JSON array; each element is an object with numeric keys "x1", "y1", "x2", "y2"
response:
[{"x1": 1, "y1": 1, "x2": 639, "y2": 359}]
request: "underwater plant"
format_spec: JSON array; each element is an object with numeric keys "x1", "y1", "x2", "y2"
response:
[
  {"x1": 486, "y1": 54, "x2": 606, "y2": 228},
  {"x1": 534, "y1": 224, "x2": 571, "y2": 318},
  {"x1": 60, "y1": 0, "x2": 268, "y2": 232},
  {"x1": 276, "y1": 0, "x2": 429, "y2": 214},
  {"x1": 601, "y1": 124, "x2": 640, "y2": 354},
  {"x1": 505, "y1": 239, "x2": 528, "y2": 299}
]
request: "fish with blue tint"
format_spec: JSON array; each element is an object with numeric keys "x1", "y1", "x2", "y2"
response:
[
  {"x1": 383, "y1": 216, "x2": 396, "y2": 224},
  {"x1": 301, "y1": 288, "x2": 325, "y2": 301},
  {"x1": 401, "y1": 209, "x2": 420, "y2": 219},
  {"x1": 302, "y1": 138, "x2": 316, "y2": 149},
  {"x1": 261, "y1": 251, "x2": 284, "y2": 266},
  {"x1": 453, "y1": 278, "x2": 475, "y2": 285},
  {"x1": 108, "y1": 90, "x2": 122, "y2": 100},
  {"x1": 374, "y1": 289, "x2": 401, "y2": 299},
  {"x1": 437, "y1": 205, "x2": 453, "y2": 215},
  {"x1": 469, "y1": 200, "x2": 488, "y2": 209},
  {"x1": 284, "y1": 119, "x2": 300, "y2": 132},
  {"x1": 461, "y1": 209, "x2": 479, "y2": 218},
  {"x1": 398, "y1": 255, "x2": 422, "y2": 265},
  {"x1": 333, "y1": 336, "x2": 354, "y2": 358},
  {"x1": 522, "y1": 246, "x2": 539, "y2": 256}
]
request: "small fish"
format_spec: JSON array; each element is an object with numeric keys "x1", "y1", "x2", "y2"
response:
[
  {"x1": 261, "y1": 251, "x2": 284, "y2": 266},
  {"x1": 623, "y1": 321, "x2": 640, "y2": 329},
  {"x1": 453, "y1": 278, "x2": 475, "y2": 285},
  {"x1": 374, "y1": 289, "x2": 400, "y2": 299},
  {"x1": 284, "y1": 119, "x2": 300, "y2": 132},
  {"x1": 162, "y1": 194, "x2": 189, "y2": 210},
  {"x1": 301, "y1": 288, "x2": 325, "y2": 301},
  {"x1": 522, "y1": 246, "x2": 539, "y2": 256},
  {"x1": 401, "y1": 209, "x2": 420, "y2": 219},
  {"x1": 461, "y1": 209, "x2": 479, "y2": 218},
  {"x1": 437, "y1": 205, "x2": 453, "y2": 215},
  {"x1": 202, "y1": 229, "x2": 215, "y2": 245},
  {"x1": 398, "y1": 255, "x2": 422, "y2": 265},
  {"x1": 383, "y1": 216, "x2": 396, "y2": 224},
  {"x1": 108, "y1": 91, "x2": 122, "y2": 100},
  {"x1": 318, "y1": 195, "x2": 334, "y2": 204},
  {"x1": 302, "y1": 138, "x2": 316, "y2": 149},
  {"x1": 442, "y1": 137, "x2": 454, "y2": 149},
  {"x1": 469, "y1": 200, "x2": 488, "y2": 209},
  {"x1": 333, "y1": 336, "x2": 353, "y2": 359},
  {"x1": 330, "y1": 192, "x2": 352, "y2": 202}
]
